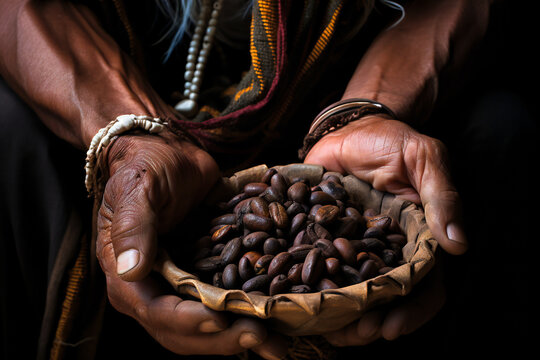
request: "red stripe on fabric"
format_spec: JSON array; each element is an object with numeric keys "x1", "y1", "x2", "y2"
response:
[{"x1": 174, "y1": 0, "x2": 287, "y2": 133}]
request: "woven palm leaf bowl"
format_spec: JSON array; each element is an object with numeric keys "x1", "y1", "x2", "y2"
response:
[{"x1": 155, "y1": 163, "x2": 437, "y2": 336}]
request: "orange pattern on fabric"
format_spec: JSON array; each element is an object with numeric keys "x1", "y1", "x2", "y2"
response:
[
  {"x1": 50, "y1": 239, "x2": 88, "y2": 360},
  {"x1": 299, "y1": 2, "x2": 343, "y2": 78},
  {"x1": 258, "y1": 0, "x2": 277, "y2": 63}
]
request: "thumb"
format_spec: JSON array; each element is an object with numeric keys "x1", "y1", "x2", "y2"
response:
[
  {"x1": 107, "y1": 169, "x2": 159, "y2": 282},
  {"x1": 418, "y1": 167, "x2": 468, "y2": 256}
]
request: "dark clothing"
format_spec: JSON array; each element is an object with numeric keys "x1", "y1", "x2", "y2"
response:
[{"x1": 1, "y1": 1, "x2": 535, "y2": 359}]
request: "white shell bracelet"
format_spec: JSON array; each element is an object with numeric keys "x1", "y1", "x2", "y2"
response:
[{"x1": 84, "y1": 114, "x2": 168, "y2": 196}]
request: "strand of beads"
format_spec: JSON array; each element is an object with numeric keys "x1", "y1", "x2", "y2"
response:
[{"x1": 175, "y1": 0, "x2": 223, "y2": 117}]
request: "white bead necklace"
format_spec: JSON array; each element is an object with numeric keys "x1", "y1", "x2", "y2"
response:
[{"x1": 175, "y1": 0, "x2": 223, "y2": 117}]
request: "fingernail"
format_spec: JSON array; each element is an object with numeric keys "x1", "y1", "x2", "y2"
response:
[
  {"x1": 199, "y1": 319, "x2": 224, "y2": 333},
  {"x1": 446, "y1": 223, "x2": 467, "y2": 246},
  {"x1": 117, "y1": 249, "x2": 140, "y2": 275},
  {"x1": 239, "y1": 332, "x2": 262, "y2": 348}
]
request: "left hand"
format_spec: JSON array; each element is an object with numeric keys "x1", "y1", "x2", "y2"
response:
[{"x1": 304, "y1": 115, "x2": 464, "y2": 344}]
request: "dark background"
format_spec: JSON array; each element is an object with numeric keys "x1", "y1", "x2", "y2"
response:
[{"x1": 99, "y1": 1, "x2": 537, "y2": 358}]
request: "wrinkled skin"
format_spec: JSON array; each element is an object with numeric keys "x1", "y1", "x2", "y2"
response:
[
  {"x1": 95, "y1": 133, "x2": 288, "y2": 359},
  {"x1": 305, "y1": 115, "x2": 465, "y2": 345}
]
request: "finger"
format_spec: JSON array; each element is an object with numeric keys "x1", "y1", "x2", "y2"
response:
[
  {"x1": 323, "y1": 310, "x2": 384, "y2": 346},
  {"x1": 409, "y1": 140, "x2": 468, "y2": 255},
  {"x1": 153, "y1": 317, "x2": 268, "y2": 356},
  {"x1": 251, "y1": 332, "x2": 289, "y2": 360},
  {"x1": 380, "y1": 269, "x2": 446, "y2": 341},
  {"x1": 143, "y1": 297, "x2": 229, "y2": 335},
  {"x1": 419, "y1": 172, "x2": 467, "y2": 255},
  {"x1": 105, "y1": 167, "x2": 159, "y2": 281}
]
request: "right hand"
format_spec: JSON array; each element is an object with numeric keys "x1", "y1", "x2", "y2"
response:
[{"x1": 95, "y1": 132, "x2": 288, "y2": 358}]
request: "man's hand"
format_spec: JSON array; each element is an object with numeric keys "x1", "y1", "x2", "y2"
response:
[
  {"x1": 304, "y1": 115, "x2": 464, "y2": 345},
  {"x1": 95, "y1": 133, "x2": 287, "y2": 358}
]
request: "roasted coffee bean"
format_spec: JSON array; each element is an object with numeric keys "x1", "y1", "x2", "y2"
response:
[
  {"x1": 267, "y1": 252, "x2": 293, "y2": 278},
  {"x1": 242, "y1": 251, "x2": 262, "y2": 266},
  {"x1": 194, "y1": 256, "x2": 223, "y2": 272},
  {"x1": 290, "y1": 213, "x2": 308, "y2": 237},
  {"x1": 349, "y1": 239, "x2": 366, "y2": 253},
  {"x1": 314, "y1": 239, "x2": 340, "y2": 259},
  {"x1": 269, "y1": 274, "x2": 291, "y2": 296},
  {"x1": 308, "y1": 204, "x2": 322, "y2": 221},
  {"x1": 305, "y1": 223, "x2": 332, "y2": 242},
  {"x1": 211, "y1": 224, "x2": 235, "y2": 242},
  {"x1": 332, "y1": 216, "x2": 358, "y2": 238},
  {"x1": 234, "y1": 198, "x2": 253, "y2": 217},
  {"x1": 260, "y1": 186, "x2": 284, "y2": 203},
  {"x1": 211, "y1": 242, "x2": 225, "y2": 256},
  {"x1": 242, "y1": 231, "x2": 269, "y2": 249},
  {"x1": 243, "y1": 213, "x2": 274, "y2": 232},
  {"x1": 242, "y1": 274, "x2": 270, "y2": 293},
  {"x1": 315, "y1": 205, "x2": 340, "y2": 225},
  {"x1": 213, "y1": 272, "x2": 224, "y2": 288},
  {"x1": 325, "y1": 257, "x2": 340, "y2": 276},
  {"x1": 382, "y1": 249, "x2": 398, "y2": 266},
  {"x1": 238, "y1": 256, "x2": 255, "y2": 280},
  {"x1": 368, "y1": 252, "x2": 386, "y2": 269},
  {"x1": 310, "y1": 191, "x2": 337, "y2": 206},
  {"x1": 321, "y1": 173, "x2": 342, "y2": 184},
  {"x1": 250, "y1": 197, "x2": 270, "y2": 218},
  {"x1": 261, "y1": 168, "x2": 278, "y2": 184},
  {"x1": 244, "y1": 182, "x2": 269, "y2": 196},
  {"x1": 222, "y1": 263, "x2": 240, "y2": 289},
  {"x1": 287, "y1": 181, "x2": 310, "y2": 203},
  {"x1": 359, "y1": 259, "x2": 379, "y2": 280},
  {"x1": 356, "y1": 251, "x2": 369, "y2": 265},
  {"x1": 341, "y1": 265, "x2": 363, "y2": 284},
  {"x1": 345, "y1": 207, "x2": 363, "y2": 223},
  {"x1": 290, "y1": 284, "x2": 311, "y2": 293},
  {"x1": 263, "y1": 237, "x2": 282, "y2": 255},
  {"x1": 288, "y1": 244, "x2": 314, "y2": 262},
  {"x1": 225, "y1": 192, "x2": 248, "y2": 210},
  {"x1": 190, "y1": 170, "x2": 410, "y2": 296},
  {"x1": 333, "y1": 237, "x2": 357, "y2": 266},
  {"x1": 210, "y1": 213, "x2": 236, "y2": 227},
  {"x1": 269, "y1": 202, "x2": 289, "y2": 229},
  {"x1": 293, "y1": 230, "x2": 310, "y2": 246},
  {"x1": 286, "y1": 202, "x2": 306, "y2": 218},
  {"x1": 287, "y1": 263, "x2": 303, "y2": 284},
  {"x1": 254, "y1": 254, "x2": 274, "y2": 275},
  {"x1": 270, "y1": 173, "x2": 289, "y2": 197},
  {"x1": 360, "y1": 237, "x2": 386, "y2": 254},
  {"x1": 221, "y1": 237, "x2": 243, "y2": 265},
  {"x1": 363, "y1": 226, "x2": 386, "y2": 240},
  {"x1": 302, "y1": 248, "x2": 325, "y2": 285},
  {"x1": 319, "y1": 180, "x2": 348, "y2": 201},
  {"x1": 316, "y1": 278, "x2": 339, "y2": 291},
  {"x1": 386, "y1": 233, "x2": 407, "y2": 247},
  {"x1": 366, "y1": 215, "x2": 392, "y2": 231}
]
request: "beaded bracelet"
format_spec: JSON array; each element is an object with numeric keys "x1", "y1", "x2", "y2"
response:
[
  {"x1": 298, "y1": 98, "x2": 397, "y2": 160},
  {"x1": 84, "y1": 114, "x2": 168, "y2": 196}
]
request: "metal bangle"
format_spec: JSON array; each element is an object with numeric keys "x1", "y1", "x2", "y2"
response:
[{"x1": 308, "y1": 98, "x2": 397, "y2": 135}]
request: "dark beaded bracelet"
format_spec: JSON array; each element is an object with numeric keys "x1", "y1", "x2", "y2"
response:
[{"x1": 298, "y1": 98, "x2": 397, "y2": 160}]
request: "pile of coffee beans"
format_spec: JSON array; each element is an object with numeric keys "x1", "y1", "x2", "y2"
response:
[{"x1": 189, "y1": 168, "x2": 407, "y2": 296}]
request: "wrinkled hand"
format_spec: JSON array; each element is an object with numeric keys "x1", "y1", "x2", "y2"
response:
[
  {"x1": 304, "y1": 115, "x2": 465, "y2": 345},
  {"x1": 95, "y1": 132, "x2": 287, "y2": 358}
]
